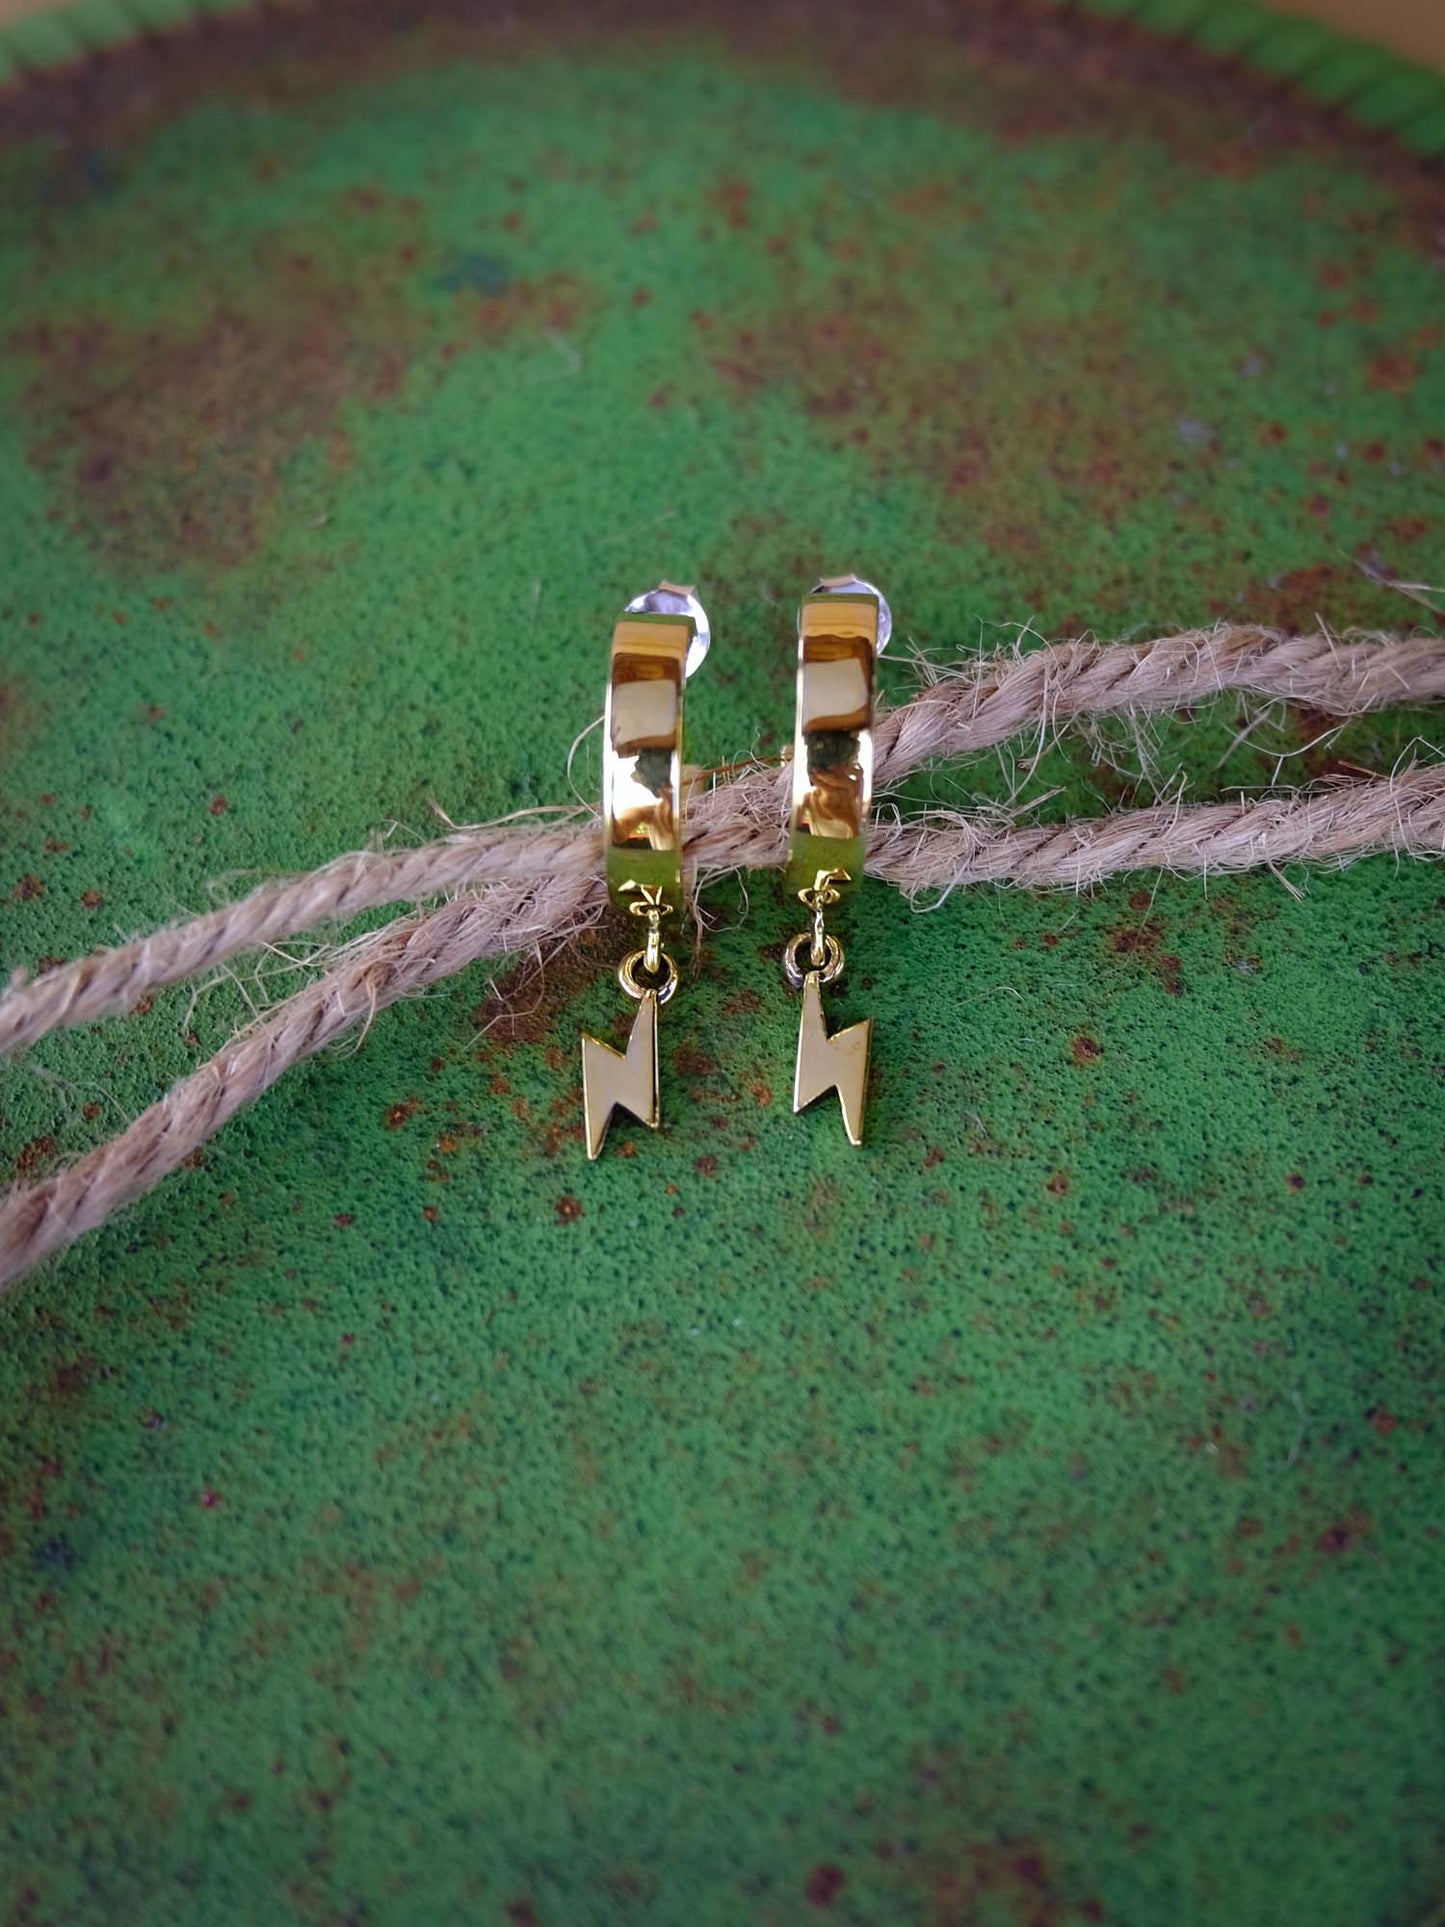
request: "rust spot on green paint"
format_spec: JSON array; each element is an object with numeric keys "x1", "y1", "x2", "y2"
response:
[
  {"x1": 1317, "y1": 1511, "x2": 1372, "y2": 1556},
  {"x1": 14, "y1": 221, "x2": 592, "y2": 577},
  {"x1": 1213, "y1": 562, "x2": 1387, "y2": 634},
  {"x1": 1107, "y1": 916, "x2": 1186, "y2": 996},
  {"x1": 12, "y1": 1135, "x2": 58, "y2": 1178},
  {"x1": 673, "y1": 1042, "x2": 717, "y2": 1079},
  {"x1": 1366, "y1": 347, "x2": 1420, "y2": 394},
  {"x1": 474, "y1": 924, "x2": 622, "y2": 1052},
  {"x1": 805, "y1": 1863, "x2": 846, "y2": 1907},
  {"x1": 710, "y1": 277, "x2": 1184, "y2": 566}
]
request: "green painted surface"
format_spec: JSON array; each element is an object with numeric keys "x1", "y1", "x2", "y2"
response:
[{"x1": 1, "y1": 7, "x2": 1443, "y2": 1923}]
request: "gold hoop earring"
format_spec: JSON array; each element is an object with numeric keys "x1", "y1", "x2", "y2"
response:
[
  {"x1": 784, "y1": 574, "x2": 891, "y2": 1146},
  {"x1": 581, "y1": 583, "x2": 710, "y2": 1160}
]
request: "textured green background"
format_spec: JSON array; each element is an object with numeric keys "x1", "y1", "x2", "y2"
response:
[{"x1": 2, "y1": 5, "x2": 1444, "y2": 1923}]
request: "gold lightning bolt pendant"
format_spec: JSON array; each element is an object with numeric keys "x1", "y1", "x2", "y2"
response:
[
  {"x1": 581, "y1": 989, "x2": 660, "y2": 1161},
  {"x1": 793, "y1": 972, "x2": 871, "y2": 1147}
]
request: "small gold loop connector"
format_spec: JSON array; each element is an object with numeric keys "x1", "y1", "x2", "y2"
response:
[
  {"x1": 625, "y1": 882, "x2": 670, "y2": 976},
  {"x1": 783, "y1": 930, "x2": 845, "y2": 991},
  {"x1": 797, "y1": 868, "x2": 846, "y2": 971},
  {"x1": 618, "y1": 947, "x2": 679, "y2": 1005}
]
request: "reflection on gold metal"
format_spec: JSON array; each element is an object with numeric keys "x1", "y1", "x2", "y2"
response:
[
  {"x1": 604, "y1": 609, "x2": 696, "y2": 913},
  {"x1": 786, "y1": 873, "x2": 870, "y2": 1146},
  {"x1": 793, "y1": 970, "x2": 871, "y2": 1148},
  {"x1": 786, "y1": 586, "x2": 881, "y2": 899},
  {"x1": 582, "y1": 989, "x2": 659, "y2": 1160},
  {"x1": 584, "y1": 586, "x2": 706, "y2": 1159},
  {"x1": 781, "y1": 579, "x2": 888, "y2": 1147}
]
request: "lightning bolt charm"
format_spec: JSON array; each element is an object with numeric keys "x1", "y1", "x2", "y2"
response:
[
  {"x1": 793, "y1": 972, "x2": 872, "y2": 1147},
  {"x1": 581, "y1": 990, "x2": 660, "y2": 1160}
]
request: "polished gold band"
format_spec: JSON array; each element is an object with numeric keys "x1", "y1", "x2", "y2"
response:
[
  {"x1": 785, "y1": 585, "x2": 882, "y2": 898},
  {"x1": 602, "y1": 608, "x2": 699, "y2": 913}
]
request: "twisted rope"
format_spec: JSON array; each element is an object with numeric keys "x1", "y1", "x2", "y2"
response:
[
  {"x1": 3, "y1": 623, "x2": 1442, "y2": 1060},
  {"x1": 3, "y1": 762, "x2": 1443, "y2": 1291}
]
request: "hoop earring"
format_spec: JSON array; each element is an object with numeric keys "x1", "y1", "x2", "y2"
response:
[
  {"x1": 783, "y1": 574, "x2": 891, "y2": 1146},
  {"x1": 581, "y1": 583, "x2": 710, "y2": 1160}
]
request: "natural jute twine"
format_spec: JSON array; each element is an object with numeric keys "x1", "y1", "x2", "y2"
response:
[{"x1": 1, "y1": 623, "x2": 1442, "y2": 1291}]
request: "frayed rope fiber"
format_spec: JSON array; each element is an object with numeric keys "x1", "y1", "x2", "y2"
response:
[
  {"x1": 3, "y1": 768, "x2": 1443, "y2": 1293},
  {"x1": 4, "y1": 622, "x2": 1443, "y2": 1061},
  {"x1": 1, "y1": 623, "x2": 1443, "y2": 1292}
]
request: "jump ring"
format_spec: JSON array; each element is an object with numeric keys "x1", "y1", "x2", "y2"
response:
[
  {"x1": 783, "y1": 930, "x2": 845, "y2": 990},
  {"x1": 618, "y1": 948, "x2": 679, "y2": 1005}
]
